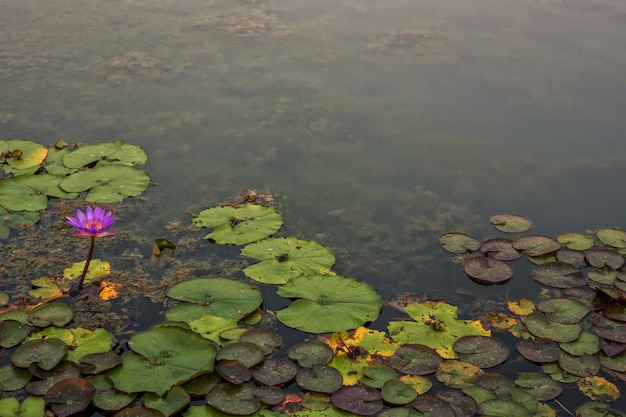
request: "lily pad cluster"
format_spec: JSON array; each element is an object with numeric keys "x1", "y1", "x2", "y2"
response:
[{"x1": 0, "y1": 139, "x2": 150, "y2": 238}]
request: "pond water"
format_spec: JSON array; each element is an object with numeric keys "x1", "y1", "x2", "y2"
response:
[{"x1": 2, "y1": 0, "x2": 626, "y2": 414}]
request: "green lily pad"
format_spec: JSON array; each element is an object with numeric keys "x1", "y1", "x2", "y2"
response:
[
  {"x1": 560, "y1": 331, "x2": 600, "y2": 356},
  {"x1": 296, "y1": 365, "x2": 343, "y2": 393},
  {"x1": 0, "y1": 207, "x2": 40, "y2": 239},
  {"x1": 86, "y1": 375, "x2": 136, "y2": 411},
  {"x1": 360, "y1": 365, "x2": 399, "y2": 388},
  {"x1": 599, "y1": 351, "x2": 626, "y2": 373},
  {"x1": 253, "y1": 385, "x2": 286, "y2": 406},
  {"x1": 142, "y1": 386, "x2": 190, "y2": 417},
  {"x1": 489, "y1": 214, "x2": 533, "y2": 233},
  {"x1": 388, "y1": 344, "x2": 442, "y2": 375},
  {"x1": 515, "y1": 338, "x2": 561, "y2": 363},
  {"x1": 276, "y1": 274, "x2": 382, "y2": 333},
  {"x1": 29, "y1": 276, "x2": 71, "y2": 299},
  {"x1": 0, "y1": 177, "x2": 48, "y2": 211},
  {"x1": 477, "y1": 399, "x2": 532, "y2": 417},
  {"x1": 192, "y1": 204, "x2": 283, "y2": 245},
  {"x1": 439, "y1": 232, "x2": 481, "y2": 254},
  {"x1": 597, "y1": 228, "x2": 626, "y2": 248},
  {"x1": 59, "y1": 165, "x2": 150, "y2": 203},
  {"x1": 587, "y1": 267, "x2": 618, "y2": 286},
  {"x1": 558, "y1": 352, "x2": 600, "y2": 377},
  {"x1": 512, "y1": 234, "x2": 561, "y2": 256},
  {"x1": 411, "y1": 395, "x2": 456, "y2": 417},
  {"x1": 515, "y1": 372, "x2": 562, "y2": 401},
  {"x1": 463, "y1": 255, "x2": 513, "y2": 284},
  {"x1": 531, "y1": 261, "x2": 586, "y2": 288},
  {"x1": 216, "y1": 342, "x2": 265, "y2": 368},
  {"x1": 62, "y1": 141, "x2": 147, "y2": 168},
  {"x1": 288, "y1": 340, "x2": 334, "y2": 368},
  {"x1": 187, "y1": 315, "x2": 239, "y2": 344},
  {"x1": 331, "y1": 385, "x2": 383, "y2": 415},
  {"x1": 11, "y1": 338, "x2": 68, "y2": 370},
  {"x1": 45, "y1": 377, "x2": 95, "y2": 417},
  {"x1": 206, "y1": 383, "x2": 262, "y2": 415},
  {"x1": 241, "y1": 237, "x2": 336, "y2": 284},
  {"x1": 480, "y1": 238, "x2": 522, "y2": 261},
  {"x1": 0, "y1": 396, "x2": 46, "y2": 417},
  {"x1": 0, "y1": 364, "x2": 32, "y2": 391},
  {"x1": 106, "y1": 327, "x2": 217, "y2": 396},
  {"x1": 239, "y1": 327, "x2": 283, "y2": 355},
  {"x1": 0, "y1": 320, "x2": 31, "y2": 348},
  {"x1": 452, "y1": 336, "x2": 510, "y2": 368},
  {"x1": 521, "y1": 311, "x2": 582, "y2": 343},
  {"x1": 591, "y1": 313, "x2": 626, "y2": 343},
  {"x1": 251, "y1": 357, "x2": 298, "y2": 386},
  {"x1": 556, "y1": 232, "x2": 594, "y2": 250},
  {"x1": 42, "y1": 146, "x2": 75, "y2": 176},
  {"x1": 216, "y1": 360, "x2": 252, "y2": 384},
  {"x1": 537, "y1": 297, "x2": 590, "y2": 324},
  {"x1": 584, "y1": 248, "x2": 624, "y2": 269},
  {"x1": 166, "y1": 277, "x2": 262, "y2": 322},
  {"x1": 13, "y1": 173, "x2": 79, "y2": 199},
  {"x1": 0, "y1": 139, "x2": 48, "y2": 170},
  {"x1": 381, "y1": 379, "x2": 418, "y2": 405},
  {"x1": 27, "y1": 302, "x2": 74, "y2": 327}
]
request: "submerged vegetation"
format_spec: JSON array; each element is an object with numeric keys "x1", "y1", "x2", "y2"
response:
[{"x1": 1, "y1": 141, "x2": 625, "y2": 417}]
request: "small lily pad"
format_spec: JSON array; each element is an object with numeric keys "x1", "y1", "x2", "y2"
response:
[
  {"x1": 411, "y1": 395, "x2": 456, "y2": 417},
  {"x1": 62, "y1": 141, "x2": 147, "y2": 168},
  {"x1": 531, "y1": 261, "x2": 586, "y2": 288},
  {"x1": 515, "y1": 372, "x2": 562, "y2": 401},
  {"x1": 86, "y1": 375, "x2": 136, "y2": 411},
  {"x1": 0, "y1": 364, "x2": 32, "y2": 391},
  {"x1": 215, "y1": 342, "x2": 265, "y2": 368},
  {"x1": 206, "y1": 383, "x2": 261, "y2": 415},
  {"x1": 388, "y1": 344, "x2": 442, "y2": 375},
  {"x1": 489, "y1": 214, "x2": 532, "y2": 233},
  {"x1": 142, "y1": 386, "x2": 191, "y2": 417},
  {"x1": 537, "y1": 297, "x2": 590, "y2": 324},
  {"x1": 288, "y1": 340, "x2": 334, "y2": 368},
  {"x1": 0, "y1": 139, "x2": 48, "y2": 170},
  {"x1": 512, "y1": 234, "x2": 561, "y2": 256},
  {"x1": 439, "y1": 233, "x2": 481, "y2": 254},
  {"x1": 515, "y1": 338, "x2": 561, "y2": 363},
  {"x1": 480, "y1": 238, "x2": 522, "y2": 261},
  {"x1": 296, "y1": 365, "x2": 343, "y2": 393},
  {"x1": 27, "y1": 302, "x2": 74, "y2": 327},
  {"x1": 239, "y1": 327, "x2": 283, "y2": 355},
  {"x1": 463, "y1": 255, "x2": 513, "y2": 284},
  {"x1": 556, "y1": 232, "x2": 594, "y2": 250},
  {"x1": 382, "y1": 379, "x2": 418, "y2": 405},
  {"x1": 0, "y1": 320, "x2": 31, "y2": 348},
  {"x1": 452, "y1": 336, "x2": 510, "y2": 368},
  {"x1": 584, "y1": 248, "x2": 625, "y2": 269},
  {"x1": 555, "y1": 248, "x2": 588, "y2": 267},
  {"x1": 45, "y1": 378, "x2": 95, "y2": 417},
  {"x1": 361, "y1": 365, "x2": 399, "y2": 388},
  {"x1": 251, "y1": 357, "x2": 298, "y2": 386},
  {"x1": 253, "y1": 385, "x2": 285, "y2": 405},
  {"x1": 331, "y1": 385, "x2": 384, "y2": 415},
  {"x1": 558, "y1": 352, "x2": 600, "y2": 377},
  {"x1": 435, "y1": 360, "x2": 483, "y2": 389},
  {"x1": 591, "y1": 313, "x2": 626, "y2": 343},
  {"x1": 0, "y1": 396, "x2": 45, "y2": 417}
]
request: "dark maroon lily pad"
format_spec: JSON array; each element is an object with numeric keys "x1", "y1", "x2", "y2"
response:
[
  {"x1": 436, "y1": 390, "x2": 477, "y2": 417},
  {"x1": 531, "y1": 261, "x2": 585, "y2": 288},
  {"x1": 591, "y1": 313, "x2": 626, "y2": 343},
  {"x1": 86, "y1": 375, "x2": 136, "y2": 412},
  {"x1": 44, "y1": 377, "x2": 95, "y2": 417},
  {"x1": 253, "y1": 385, "x2": 285, "y2": 405},
  {"x1": 584, "y1": 248, "x2": 625, "y2": 269},
  {"x1": 215, "y1": 360, "x2": 252, "y2": 384},
  {"x1": 410, "y1": 395, "x2": 456, "y2": 417},
  {"x1": 512, "y1": 234, "x2": 561, "y2": 256},
  {"x1": 522, "y1": 311, "x2": 582, "y2": 343},
  {"x1": 515, "y1": 372, "x2": 562, "y2": 401},
  {"x1": 389, "y1": 344, "x2": 442, "y2": 375},
  {"x1": 0, "y1": 320, "x2": 31, "y2": 348},
  {"x1": 239, "y1": 327, "x2": 283, "y2": 355},
  {"x1": 563, "y1": 286, "x2": 610, "y2": 311},
  {"x1": 452, "y1": 336, "x2": 510, "y2": 368},
  {"x1": 288, "y1": 340, "x2": 334, "y2": 368},
  {"x1": 474, "y1": 373, "x2": 515, "y2": 398},
  {"x1": 463, "y1": 255, "x2": 513, "y2": 284},
  {"x1": 480, "y1": 238, "x2": 522, "y2": 261},
  {"x1": 181, "y1": 373, "x2": 221, "y2": 396},
  {"x1": 215, "y1": 342, "x2": 264, "y2": 368},
  {"x1": 331, "y1": 385, "x2": 383, "y2": 415},
  {"x1": 599, "y1": 338, "x2": 626, "y2": 357},
  {"x1": 11, "y1": 338, "x2": 68, "y2": 370},
  {"x1": 555, "y1": 248, "x2": 588, "y2": 267},
  {"x1": 604, "y1": 303, "x2": 626, "y2": 322},
  {"x1": 489, "y1": 214, "x2": 533, "y2": 233},
  {"x1": 296, "y1": 364, "x2": 342, "y2": 393},
  {"x1": 599, "y1": 351, "x2": 626, "y2": 373},
  {"x1": 251, "y1": 357, "x2": 298, "y2": 386},
  {"x1": 80, "y1": 351, "x2": 123, "y2": 375},
  {"x1": 26, "y1": 361, "x2": 81, "y2": 395},
  {"x1": 381, "y1": 379, "x2": 418, "y2": 405},
  {"x1": 516, "y1": 338, "x2": 561, "y2": 363},
  {"x1": 206, "y1": 383, "x2": 261, "y2": 415},
  {"x1": 558, "y1": 352, "x2": 600, "y2": 377},
  {"x1": 439, "y1": 232, "x2": 481, "y2": 254},
  {"x1": 537, "y1": 297, "x2": 589, "y2": 324}
]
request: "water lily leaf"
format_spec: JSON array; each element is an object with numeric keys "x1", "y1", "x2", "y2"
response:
[
  {"x1": 187, "y1": 315, "x2": 239, "y2": 344},
  {"x1": 153, "y1": 238, "x2": 176, "y2": 257},
  {"x1": 435, "y1": 360, "x2": 483, "y2": 389},
  {"x1": 599, "y1": 350, "x2": 626, "y2": 373},
  {"x1": 29, "y1": 276, "x2": 70, "y2": 299},
  {"x1": 253, "y1": 385, "x2": 285, "y2": 406},
  {"x1": 575, "y1": 402, "x2": 626, "y2": 417},
  {"x1": 516, "y1": 338, "x2": 561, "y2": 363},
  {"x1": 251, "y1": 357, "x2": 298, "y2": 386},
  {"x1": 59, "y1": 165, "x2": 150, "y2": 203},
  {"x1": 439, "y1": 232, "x2": 481, "y2": 254},
  {"x1": 331, "y1": 385, "x2": 383, "y2": 415},
  {"x1": 276, "y1": 275, "x2": 382, "y2": 333},
  {"x1": 591, "y1": 313, "x2": 626, "y2": 343},
  {"x1": 411, "y1": 395, "x2": 456, "y2": 417},
  {"x1": 463, "y1": 255, "x2": 513, "y2": 284},
  {"x1": 531, "y1": 261, "x2": 586, "y2": 288},
  {"x1": 480, "y1": 238, "x2": 522, "y2": 260},
  {"x1": 388, "y1": 344, "x2": 442, "y2": 375},
  {"x1": 29, "y1": 326, "x2": 112, "y2": 364},
  {"x1": 515, "y1": 372, "x2": 562, "y2": 401},
  {"x1": 558, "y1": 352, "x2": 600, "y2": 377},
  {"x1": 166, "y1": 277, "x2": 262, "y2": 322},
  {"x1": 556, "y1": 248, "x2": 588, "y2": 267},
  {"x1": 0, "y1": 207, "x2": 40, "y2": 239},
  {"x1": 106, "y1": 327, "x2": 217, "y2": 395},
  {"x1": 0, "y1": 139, "x2": 48, "y2": 169},
  {"x1": 142, "y1": 386, "x2": 190, "y2": 417},
  {"x1": 512, "y1": 234, "x2": 561, "y2": 256},
  {"x1": 11, "y1": 338, "x2": 68, "y2": 370},
  {"x1": 0, "y1": 396, "x2": 45, "y2": 417},
  {"x1": 473, "y1": 373, "x2": 515, "y2": 399},
  {"x1": 206, "y1": 383, "x2": 261, "y2": 415},
  {"x1": 45, "y1": 377, "x2": 95, "y2": 417},
  {"x1": 377, "y1": 407, "x2": 424, "y2": 417},
  {"x1": 0, "y1": 364, "x2": 31, "y2": 391},
  {"x1": 288, "y1": 340, "x2": 334, "y2": 368},
  {"x1": 477, "y1": 399, "x2": 532, "y2": 417},
  {"x1": 86, "y1": 374, "x2": 136, "y2": 411},
  {"x1": 436, "y1": 390, "x2": 477, "y2": 416},
  {"x1": 242, "y1": 237, "x2": 335, "y2": 284},
  {"x1": 296, "y1": 365, "x2": 343, "y2": 393},
  {"x1": 28, "y1": 302, "x2": 74, "y2": 327},
  {"x1": 42, "y1": 146, "x2": 74, "y2": 176},
  {"x1": 541, "y1": 362, "x2": 581, "y2": 383},
  {"x1": 80, "y1": 351, "x2": 123, "y2": 375},
  {"x1": 537, "y1": 297, "x2": 589, "y2": 324},
  {"x1": 13, "y1": 174, "x2": 79, "y2": 199},
  {"x1": 577, "y1": 376, "x2": 620, "y2": 402},
  {"x1": 587, "y1": 267, "x2": 618, "y2": 286},
  {"x1": 181, "y1": 373, "x2": 221, "y2": 397},
  {"x1": 382, "y1": 379, "x2": 418, "y2": 405},
  {"x1": 489, "y1": 214, "x2": 533, "y2": 233},
  {"x1": 452, "y1": 336, "x2": 510, "y2": 368},
  {"x1": 560, "y1": 331, "x2": 600, "y2": 356},
  {"x1": 522, "y1": 311, "x2": 582, "y2": 342},
  {"x1": 0, "y1": 320, "x2": 31, "y2": 348},
  {"x1": 0, "y1": 178, "x2": 48, "y2": 211},
  {"x1": 597, "y1": 228, "x2": 626, "y2": 248},
  {"x1": 239, "y1": 327, "x2": 283, "y2": 355},
  {"x1": 64, "y1": 259, "x2": 111, "y2": 284},
  {"x1": 325, "y1": 327, "x2": 399, "y2": 360},
  {"x1": 193, "y1": 204, "x2": 283, "y2": 245},
  {"x1": 62, "y1": 141, "x2": 147, "y2": 168},
  {"x1": 216, "y1": 342, "x2": 265, "y2": 368},
  {"x1": 584, "y1": 248, "x2": 624, "y2": 269},
  {"x1": 556, "y1": 232, "x2": 594, "y2": 250},
  {"x1": 361, "y1": 365, "x2": 399, "y2": 388},
  {"x1": 114, "y1": 406, "x2": 166, "y2": 417},
  {"x1": 507, "y1": 298, "x2": 536, "y2": 316}
]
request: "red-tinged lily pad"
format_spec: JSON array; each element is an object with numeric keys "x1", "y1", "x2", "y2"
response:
[
  {"x1": 555, "y1": 248, "x2": 588, "y2": 267},
  {"x1": 604, "y1": 302, "x2": 626, "y2": 321},
  {"x1": 26, "y1": 360, "x2": 82, "y2": 395},
  {"x1": 331, "y1": 385, "x2": 383, "y2": 415},
  {"x1": 558, "y1": 352, "x2": 600, "y2": 377},
  {"x1": 515, "y1": 372, "x2": 562, "y2": 401},
  {"x1": 216, "y1": 342, "x2": 265, "y2": 368},
  {"x1": 11, "y1": 338, "x2": 68, "y2": 370},
  {"x1": 477, "y1": 399, "x2": 532, "y2": 417},
  {"x1": 142, "y1": 386, "x2": 191, "y2": 417},
  {"x1": 452, "y1": 336, "x2": 510, "y2": 368},
  {"x1": 463, "y1": 255, "x2": 513, "y2": 284},
  {"x1": 288, "y1": 340, "x2": 334, "y2": 368},
  {"x1": 591, "y1": 313, "x2": 626, "y2": 343},
  {"x1": 381, "y1": 379, "x2": 418, "y2": 405},
  {"x1": 512, "y1": 234, "x2": 561, "y2": 256},
  {"x1": 44, "y1": 377, "x2": 95, "y2": 417},
  {"x1": 215, "y1": 360, "x2": 252, "y2": 384},
  {"x1": 597, "y1": 228, "x2": 626, "y2": 248},
  {"x1": 531, "y1": 261, "x2": 586, "y2": 288},
  {"x1": 537, "y1": 297, "x2": 590, "y2": 324},
  {"x1": 436, "y1": 390, "x2": 477, "y2": 416},
  {"x1": 86, "y1": 375, "x2": 136, "y2": 412},
  {"x1": 584, "y1": 248, "x2": 625, "y2": 269},
  {"x1": 206, "y1": 383, "x2": 262, "y2": 415},
  {"x1": 480, "y1": 238, "x2": 522, "y2": 260},
  {"x1": 564, "y1": 286, "x2": 610, "y2": 311},
  {"x1": 515, "y1": 338, "x2": 560, "y2": 363},
  {"x1": 253, "y1": 385, "x2": 286, "y2": 405},
  {"x1": 439, "y1": 232, "x2": 481, "y2": 254},
  {"x1": 296, "y1": 364, "x2": 343, "y2": 393},
  {"x1": 389, "y1": 344, "x2": 442, "y2": 375},
  {"x1": 112, "y1": 406, "x2": 166, "y2": 417},
  {"x1": 251, "y1": 357, "x2": 298, "y2": 386},
  {"x1": 489, "y1": 214, "x2": 533, "y2": 233},
  {"x1": 522, "y1": 311, "x2": 582, "y2": 343},
  {"x1": 556, "y1": 232, "x2": 594, "y2": 250},
  {"x1": 411, "y1": 395, "x2": 456, "y2": 417},
  {"x1": 599, "y1": 338, "x2": 626, "y2": 357}
]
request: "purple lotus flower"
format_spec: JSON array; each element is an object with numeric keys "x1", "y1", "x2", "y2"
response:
[{"x1": 66, "y1": 205, "x2": 117, "y2": 237}]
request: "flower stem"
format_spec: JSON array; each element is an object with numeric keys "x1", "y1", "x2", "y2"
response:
[{"x1": 78, "y1": 236, "x2": 96, "y2": 290}]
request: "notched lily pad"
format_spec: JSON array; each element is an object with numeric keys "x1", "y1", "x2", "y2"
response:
[
  {"x1": 531, "y1": 261, "x2": 585, "y2": 288},
  {"x1": 512, "y1": 234, "x2": 561, "y2": 256},
  {"x1": 382, "y1": 379, "x2": 418, "y2": 405},
  {"x1": 59, "y1": 165, "x2": 150, "y2": 203},
  {"x1": 522, "y1": 311, "x2": 582, "y2": 343},
  {"x1": 215, "y1": 360, "x2": 252, "y2": 384},
  {"x1": 452, "y1": 336, "x2": 510, "y2": 368},
  {"x1": 463, "y1": 255, "x2": 513, "y2": 284},
  {"x1": 206, "y1": 383, "x2": 261, "y2": 415},
  {"x1": 515, "y1": 372, "x2": 562, "y2": 401},
  {"x1": 480, "y1": 238, "x2": 522, "y2": 260},
  {"x1": 251, "y1": 357, "x2": 298, "y2": 386},
  {"x1": 537, "y1": 297, "x2": 589, "y2": 324},
  {"x1": 489, "y1": 214, "x2": 532, "y2": 233},
  {"x1": 558, "y1": 352, "x2": 600, "y2": 377},
  {"x1": 556, "y1": 232, "x2": 594, "y2": 251},
  {"x1": 45, "y1": 377, "x2": 95, "y2": 417},
  {"x1": 11, "y1": 338, "x2": 68, "y2": 370},
  {"x1": 591, "y1": 313, "x2": 626, "y2": 343},
  {"x1": 27, "y1": 302, "x2": 74, "y2": 327},
  {"x1": 296, "y1": 364, "x2": 343, "y2": 393},
  {"x1": 62, "y1": 141, "x2": 147, "y2": 168},
  {"x1": 288, "y1": 340, "x2": 334, "y2": 368},
  {"x1": 597, "y1": 228, "x2": 626, "y2": 248},
  {"x1": 215, "y1": 342, "x2": 264, "y2": 368},
  {"x1": 516, "y1": 338, "x2": 561, "y2": 363},
  {"x1": 584, "y1": 248, "x2": 624, "y2": 269},
  {"x1": 439, "y1": 232, "x2": 481, "y2": 254},
  {"x1": 331, "y1": 385, "x2": 383, "y2": 415}
]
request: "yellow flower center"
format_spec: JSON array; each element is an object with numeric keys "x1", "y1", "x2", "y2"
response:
[{"x1": 85, "y1": 221, "x2": 104, "y2": 230}]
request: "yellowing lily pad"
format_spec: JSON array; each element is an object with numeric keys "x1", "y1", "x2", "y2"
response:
[
  {"x1": 64, "y1": 259, "x2": 111, "y2": 284},
  {"x1": 439, "y1": 233, "x2": 481, "y2": 254},
  {"x1": 0, "y1": 139, "x2": 48, "y2": 170},
  {"x1": 489, "y1": 214, "x2": 532, "y2": 233},
  {"x1": 577, "y1": 376, "x2": 620, "y2": 402}
]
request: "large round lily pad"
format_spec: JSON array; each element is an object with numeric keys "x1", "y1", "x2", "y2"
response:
[
  {"x1": 288, "y1": 340, "x2": 334, "y2": 368},
  {"x1": 13, "y1": 174, "x2": 79, "y2": 199},
  {"x1": 331, "y1": 385, "x2": 383, "y2": 415},
  {"x1": 556, "y1": 232, "x2": 594, "y2": 251},
  {"x1": 61, "y1": 141, "x2": 147, "y2": 168},
  {"x1": 439, "y1": 233, "x2": 481, "y2": 254},
  {"x1": 515, "y1": 338, "x2": 560, "y2": 363},
  {"x1": 192, "y1": 204, "x2": 283, "y2": 245},
  {"x1": 296, "y1": 364, "x2": 343, "y2": 393},
  {"x1": 389, "y1": 344, "x2": 442, "y2": 375},
  {"x1": 537, "y1": 297, "x2": 589, "y2": 324},
  {"x1": 276, "y1": 275, "x2": 382, "y2": 333},
  {"x1": 251, "y1": 358, "x2": 298, "y2": 386},
  {"x1": 558, "y1": 352, "x2": 600, "y2": 377},
  {"x1": 241, "y1": 237, "x2": 336, "y2": 284},
  {"x1": 59, "y1": 165, "x2": 150, "y2": 203},
  {"x1": 584, "y1": 248, "x2": 624, "y2": 269},
  {"x1": 0, "y1": 177, "x2": 48, "y2": 211},
  {"x1": 166, "y1": 277, "x2": 262, "y2": 322},
  {"x1": 463, "y1": 255, "x2": 513, "y2": 284},
  {"x1": 521, "y1": 311, "x2": 582, "y2": 343}
]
